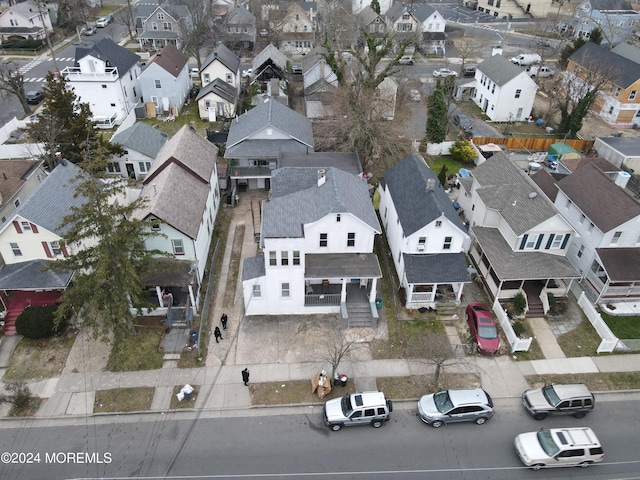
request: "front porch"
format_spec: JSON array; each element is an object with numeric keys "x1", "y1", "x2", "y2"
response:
[{"x1": 582, "y1": 248, "x2": 640, "y2": 305}]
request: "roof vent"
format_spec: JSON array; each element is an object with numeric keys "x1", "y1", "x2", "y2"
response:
[
  {"x1": 426, "y1": 178, "x2": 435, "y2": 191},
  {"x1": 528, "y1": 191, "x2": 538, "y2": 199},
  {"x1": 317, "y1": 168, "x2": 326, "y2": 187}
]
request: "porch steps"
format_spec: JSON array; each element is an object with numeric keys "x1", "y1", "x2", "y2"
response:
[
  {"x1": 344, "y1": 302, "x2": 374, "y2": 328},
  {"x1": 526, "y1": 303, "x2": 545, "y2": 318},
  {"x1": 1, "y1": 311, "x2": 20, "y2": 336},
  {"x1": 435, "y1": 304, "x2": 461, "y2": 324}
]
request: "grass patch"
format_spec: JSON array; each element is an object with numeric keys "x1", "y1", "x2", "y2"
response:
[
  {"x1": 250, "y1": 379, "x2": 355, "y2": 405},
  {"x1": 425, "y1": 156, "x2": 471, "y2": 178},
  {"x1": 7, "y1": 397, "x2": 43, "y2": 417},
  {"x1": 599, "y1": 311, "x2": 640, "y2": 339},
  {"x1": 139, "y1": 101, "x2": 213, "y2": 138},
  {"x1": 525, "y1": 372, "x2": 640, "y2": 392},
  {"x1": 169, "y1": 385, "x2": 200, "y2": 408},
  {"x1": 106, "y1": 328, "x2": 164, "y2": 372},
  {"x1": 511, "y1": 320, "x2": 545, "y2": 361},
  {"x1": 94, "y1": 387, "x2": 154, "y2": 413},
  {"x1": 556, "y1": 319, "x2": 603, "y2": 357},
  {"x1": 3, "y1": 330, "x2": 77, "y2": 382},
  {"x1": 377, "y1": 373, "x2": 481, "y2": 400}
]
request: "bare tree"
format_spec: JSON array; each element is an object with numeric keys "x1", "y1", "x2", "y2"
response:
[
  {"x1": 115, "y1": 0, "x2": 136, "y2": 41},
  {"x1": 317, "y1": 0, "x2": 358, "y2": 52},
  {"x1": 313, "y1": 320, "x2": 370, "y2": 381},
  {"x1": 178, "y1": 0, "x2": 218, "y2": 69},
  {"x1": 0, "y1": 61, "x2": 33, "y2": 116},
  {"x1": 451, "y1": 37, "x2": 483, "y2": 75}
]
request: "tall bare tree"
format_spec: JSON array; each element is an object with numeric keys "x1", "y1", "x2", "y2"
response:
[
  {"x1": 178, "y1": 0, "x2": 217, "y2": 69},
  {"x1": 0, "y1": 61, "x2": 32, "y2": 116},
  {"x1": 451, "y1": 37, "x2": 483, "y2": 76}
]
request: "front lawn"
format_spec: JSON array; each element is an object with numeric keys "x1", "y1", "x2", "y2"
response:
[
  {"x1": 106, "y1": 327, "x2": 164, "y2": 372},
  {"x1": 600, "y1": 312, "x2": 640, "y2": 339}
]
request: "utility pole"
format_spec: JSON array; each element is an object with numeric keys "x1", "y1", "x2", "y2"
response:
[{"x1": 37, "y1": 2, "x2": 60, "y2": 75}]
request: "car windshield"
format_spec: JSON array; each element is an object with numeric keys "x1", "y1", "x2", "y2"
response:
[
  {"x1": 536, "y1": 430, "x2": 560, "y2": 457},
  {"x1": 340, "y1": 395, "x2": 353, "y2": 416},
  {"x1": 542, "y1": 385, "x2": 561, "y2": 407},
  {"x1": 433, "y1": 391, "x2": 454, "y2": 413},
  {"x1": 478, "y1": 325, "x2": 498, "y2": 339}
]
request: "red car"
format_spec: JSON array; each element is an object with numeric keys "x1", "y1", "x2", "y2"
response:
[{"x1": 466, "y1": 303, "x2": 500, "y2": 355}]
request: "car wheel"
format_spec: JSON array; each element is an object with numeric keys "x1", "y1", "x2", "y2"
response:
[
  {"x1": 579, "y1": 461, "x2": 593, "y2": 468},
  {"x1": 474, "y1": 417, "x2": 487, "y2": 425},
  {"x1": 431, "y1": 420, "x2": 443, "y2": 428},
  {"x1": 371, "y1": 420, "x2": 383, "y2": 428},
  {"x1": 330, "y1": 424, "x2": 342, "y2": 431},
  {"x1": 531, "y1": 464, "x2": 545, "y2": 470},
  {"x1": 573, "y1": 411, "x2": 587, "y2": 419},
  {"x1": 533, "y1": 413, "x2": 548, "y2": 421}
]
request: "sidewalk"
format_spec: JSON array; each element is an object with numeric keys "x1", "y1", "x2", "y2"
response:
[{"x1": 2, "y1": 194, "x2": 640, "y2": 421}]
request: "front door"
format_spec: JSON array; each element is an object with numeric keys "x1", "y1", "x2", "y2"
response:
[{"x1": 125, "y1": 163, "x2": 135, "y2": 179}]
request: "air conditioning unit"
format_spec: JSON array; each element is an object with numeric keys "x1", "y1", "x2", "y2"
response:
[{"x1": 417, "y1": 244, "x2": 425, "y2": 252}]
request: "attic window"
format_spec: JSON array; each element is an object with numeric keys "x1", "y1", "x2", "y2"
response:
[
  {"x1": 336, "y1": 214, "x2": 341, "y2": 222},
  {"x1": 435, "y1": 221, "x2": 442, "y2": 227},
  {"x1": 267, "y1": 128, "x2": 273, "y2": 136},
  {"x1": 102, "y1": 85, "x2": 107, "y2": 89},
  {"x1": 151, "y1": 222, "x2": 161, "y2": 231}
]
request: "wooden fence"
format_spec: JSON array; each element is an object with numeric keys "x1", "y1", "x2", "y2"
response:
[{"x1": 472, "y1": 137, "x2": 595, "y2": 153}]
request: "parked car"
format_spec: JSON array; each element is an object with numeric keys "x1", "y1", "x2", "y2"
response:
[
  {"x1": 462, "y1": 65, "x2": 476, "y2": 77},
  {"x1": 515, "y1": 427, "x2": 604, "y2": 470},
  {"x1": 453, "y1": 113, "x2": 473, "y2": 133},
  {"x1": 96, "y1": 15, "x2": 112, "y2": 27},
  {"x1": 522, "y1": 383, "x2": 594, "y2": 420},
  {"x1": 398, "y1": 55, "x2": 414, "y2": 65},
  {"x1": 466, "y1": 302, "x2": 499, "y2": 354},
  {"x1": 527, "y1": 65, "x2": 555, "y2": 78},
  {"x1": 409, "y1": 89, "x2": 421, "y2": 102},
  {"x1": 417, "y1": 388, "x2": 494, "y2": 428},
  {"x1": 324, "y1": 391, "x2": 392, "y2": 431},
  {"x1": 84, "y1": 26, "x2": 97, "y2": 36},
  {"x1": 242, "y1": 68, "x2": 253, "y2": 78},
  {"x1": 190, "y1": 68, "x2": 200, "y2": 79},
  {"x1": 260, "y1": 28, "x2": 268, "y2": 37},
  {"x1": 433, "y1": 68, "x2": 457, "y2": 78},
  {"x1": 26, "y1": 90, "x2": 44, "y2": 105},
  {"x1": 291, "y1": 65, "x2": 302, "y2": 74}
]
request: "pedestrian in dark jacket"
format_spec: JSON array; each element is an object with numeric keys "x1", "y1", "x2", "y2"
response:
[
  {"x1": 221, "y1": 313, "x2": 228, "y2": 330},
  {"x1": 242, "y1": 368, "x2": 250, "y2": 386},
  {"x1": 214, "y1": 326, "x2": 223, "y2": 343}
]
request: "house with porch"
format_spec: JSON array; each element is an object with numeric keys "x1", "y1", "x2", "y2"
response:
[
  {"x1": 0, "y1": 0, "x2": 53, "y2": 43},
  {"x1": 456, "y1": 153, "x2": 580, "y2": 316},
  {"x1": 61, "y1": 39, "x2": 142, "y2": 129},
  {"x1": 135, "y1": 2, "x2": 191, "y2": 51},
  {"x1": 271, "y1": 2, "x2": 316, "y2": 57},
  {"x1": 241, "y1": 166, "x2": 382, "y2": 327},
  {"x1": 133, "y1": 125, "x2": 220, "y2": 318},
  {"x1": 532, "y1": 160, "x2": 640, "y2": 306},
  {"x1": 378, "y1": 154, "x2": 471, "y2": 310},
  {"x1": 385, "y1": 3, "x2": 446, "y2": 54},
  {"x1": 224, "y1": 99, "x2": 314, "y2": 190},
  {"x1": 225, "y1": 4, "x2": 256, "y2": 51},
  {"x1": 0, "y1": 161, "x2": 83, "y2": 334},
  {"x1": 109, "y1": 122, "x2": 168, "y2": 180}
]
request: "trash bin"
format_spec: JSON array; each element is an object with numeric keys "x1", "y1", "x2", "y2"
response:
[
  {"x1": 189, "y1": 329, "x2": 198, "y2": 344},
  {"x1": 375, "y1": 297, "x2": 383, "y2": 309},
  {"x1": 339, "y1": 374, "x2": 348, "y2": 387},
  {"x1": 184, "y1": 391, "x2": 192, "y2": 400}
]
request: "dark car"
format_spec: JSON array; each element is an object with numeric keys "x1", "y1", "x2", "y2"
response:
[
  {"x1": 462, "y1": 65, "x2": 476, "y2": 77},
  {"x1": 466, "y1": 302, "x2": 500, "y2": 355},
  {"x1": 26, "y1": 90, "x2": 44, "y2": 105},
  {"x1": 453, "y1": 113, "x2": 473, "y2": 132}
]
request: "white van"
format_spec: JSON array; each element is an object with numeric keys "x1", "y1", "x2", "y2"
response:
[{"x1": 510, "y1": 53, "x2": 542, "y2": 66}]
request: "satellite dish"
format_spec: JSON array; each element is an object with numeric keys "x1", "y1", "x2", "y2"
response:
[{"x1": 529, "y1": 192, "x2": 538, "y2": 199}]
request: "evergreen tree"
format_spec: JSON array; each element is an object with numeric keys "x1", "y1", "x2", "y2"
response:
[
  {"x1": 426, "y1": 85, "x2": 447, "y2": 143},
  {"x1": 52, "y1": 140, "x2": 165, "y2": 341},
  {"x1": 27, "y1": 73, "x2": 123, "y2": 169},
  {"x1": 370, "y1": 0, "x2": 381, "y2": 14},
  {"x1": 438, "y1": 165, "x2": 448, "y2": 188}
]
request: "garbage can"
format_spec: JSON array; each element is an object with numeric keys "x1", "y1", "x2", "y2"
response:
[
  {"x1": 375, "y1": 297, "x2": 383, "y2": 309},
  {"x1": 339, "y1": 374, "x2": 348, "y2": 387},
  {"x1": 189, "y1": 329, "x2": 198, "y2": 344}
]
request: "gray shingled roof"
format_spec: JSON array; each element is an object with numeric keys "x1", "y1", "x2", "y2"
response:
[
  {"x1": 135, "y1": 2, "x2": 189, "y2": 22},
  {"x1": 225, "y1": 99, "x2": 314, "y2": 158},
  {"x1": 471, "y1": 153, "x2": 559, "y2": 235},
  {"x1": 530, "y1": 169, "x2": 559, "y2": 202},
  {"x1": 596, "y1": 136, "x2": 640, "y2": 156},
  {"x1": 0, "y1": 259, "x2": 74, "y2": 290},
  {"x1": 611, "y1": 42, "x2": 640, "y2": 64},
  {"x1": 569, "y1": 41, "x2": 640, "y2": 89},
  {"x1": 262, "y1": 167, "x2": 380, "y2": 239},
  {"x1": 252, "y1": 44, "x2": 288, "y2": 72},
  {"x1": 473, "y1": 227, "x2": 580, "y2": 281},
  {"x1": 556, "y1": 162, "x2": 640, "y2": 232},
  {"x1": 202, "y1": 43, "x2": 240, "y2": 73},
  {"x1": 477, "y1": 54, "x2": 527, "y2": 86},
  {"x1": 76, "y1": 39, "x2": 140, "y2": 79},
  {"x1": 242, "y1": 254, "x2": 265, "y2": 281},
  {"x1": 383, "y1": 154, "x2": 466, "y2": 236},
  {"x1": 196, "y1": 78, "x2": 237, "y2": 103},
  {"x1": 596, "y1": 247, "x2": 640, "y2": 282},
  {"x1": 111, "y1": 122, "x2": 168, "y2": 158},
  {"x1": 403, "y1": 252, "x2": 470, "y2": 284},
  {"x1": 1, "y1": 161, "x2": 85, "y2": 236}
]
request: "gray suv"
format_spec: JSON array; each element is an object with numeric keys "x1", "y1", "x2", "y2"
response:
[
  {"x1": 522, "y1": 383, "x2": 594, "y2": 420},
  {"x1": 418, "y1": 388, "x2": 494, "y2": 428}
]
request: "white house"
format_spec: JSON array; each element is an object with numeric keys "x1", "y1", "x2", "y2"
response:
[
  {"x1": 457, "y1": 153, "x2": 580, "y2": 315},
  {"x1": 473, "y1": 54, "x2": 537, "y2": 122},
  {"x1": 0, "y1": 0, "x2": 53, "y2": 42},
  {"x1": 385, "y1": 3, "x2": 447, "y2": 55},
  {"x1": 241, "y1": 167, "x2": 382, "y2": 326},
  {"x1": 62, "y1": 39, "x2": 142, "y2": 128},
  {"x1": 196, "y1": 78, "x2": 237, "y2": 121},
  {"x1": 200, "y1": 44, "x2": 241, "y2": 96},
  {"x1": 138, "y1": 43, "x2": 190, "y2": 116},
  {"x1": 378, "y1": 154, "x2": 471, "y2": 309},
  {"x1": 109, "y1": 122, "x2": 168, "y2": 179},
  {"x1": 532, "y1": 159, "x2": 640, "y2": 305},
  {"x1": 134, "y1": 125, "x2": 220, "y2": 295}
]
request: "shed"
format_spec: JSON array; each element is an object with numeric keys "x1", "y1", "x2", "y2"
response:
[{"x1": 547, "y1": 142, "x2": 580, "y2": 163}]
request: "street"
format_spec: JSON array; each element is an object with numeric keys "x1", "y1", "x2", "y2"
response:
[{"x1": 0, "y1": 398, "x2": 639, "y2": 479}]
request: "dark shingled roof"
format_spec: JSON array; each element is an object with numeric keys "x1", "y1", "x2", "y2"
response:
[
  {"x1": 556, "y1": 163, "x2": 640, "y2": 232},
  {"x1": 569, "y1": 41, "x2": 640, "y2": 89},
  {"x1": 596, "y1": 248, "x2": 640, "y2": 282},
  {"x1": 383, "y1": 154, "x2": 466, "y2": 236},
  {"x1": 75, "y1": 38, "x2": 141, "y2": 79},
  {"x1": 150, "y1": 43, "x2": 188, "y2": 78},
  {"x1": 403, "y1": 252, "x2": 470, "y2": 284},
  {"x1": 530, "y1": 169, "x2": 559, "y2": 202},
  {"x1": 0, "y1": 259, "x2": 74, "y2": 290},
  {"x1": 196, "y1": 78, "x2": 237, "y2": 103},
  {"x1": 110, "y1": 122, "x2": 168, "y2": 158},
  {"x1": 202, "y1": 43, "x2": 240, "y2": 73}
]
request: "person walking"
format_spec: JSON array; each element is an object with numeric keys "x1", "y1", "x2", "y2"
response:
[
  {"x1": 221, "y1": 313, "x2": 228, "y2": 330},
  {"x1": 214, "y1": 326, "x2": 223, "y2": 343},
  {"x1": 242, "y1": 368, "x2": 250, "y2": 386}
]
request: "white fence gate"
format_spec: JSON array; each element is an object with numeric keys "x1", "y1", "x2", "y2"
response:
[
  {"x1": 493, "y1": 298, "x2": 533, "y2": 352},
  {"x1": 576, "y1": 291, "x2": 620, "y2": 353}
]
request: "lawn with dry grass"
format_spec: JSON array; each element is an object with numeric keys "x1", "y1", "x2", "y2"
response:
[
  {"x1": 250, "y1": 379, "x2": 355, "y2": 406},
  {"x1": 377, "y1": 373, "x2": 481, "y2": 400},
  {"x1": 105, "y1": 327, "x2": 164, "y2": 372},
  {"x1": 170, "y1": 385, "x2": 200, "y2": 408},
  {"x1": 94, "y1": 387, "x2": 154, "y2": 413},
  {"x1": 3, "y1": 330, "x2": 77, "y2": 382},
  {"x1": 510, "y1": 320, "x2": 545, "y2": 361},
  {"x1": 6, "y1": 397, "x2": 43, "y2": 417},
  {"x1": 556, "y1": 319, "x2": 603, "y2": 357}
]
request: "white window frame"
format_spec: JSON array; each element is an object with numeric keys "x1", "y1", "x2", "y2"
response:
[
  {"x1": 10, "y1": 242, "x2": 22, "y2": 256},
  {"x1": 172, "y1": 239, "x2": 185, "y2": 255},
  {"x1": 281, "y1": 282, "x2": 290, "y2": 298},
  {"x1": 524, "y1": 234, "x2": 539, "y2": 249},
  {"x1": 551, "y1": 234, "x2": 564, "y2": 249}
]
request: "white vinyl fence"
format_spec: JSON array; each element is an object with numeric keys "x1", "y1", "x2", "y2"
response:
[
  {"x1": 493, "y1": 298, "x2": 533, "y2": 352},
  {"x1": 576, "y1": 291, "x2": 620, "y2": 353}
]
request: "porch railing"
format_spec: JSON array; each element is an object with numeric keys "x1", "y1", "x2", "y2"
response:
[{"x1": 305, "y1": 293, "x2": 341, "y2": 306}]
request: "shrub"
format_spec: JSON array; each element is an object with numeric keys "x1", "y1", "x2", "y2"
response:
[
  {"x1": 449, "y1": 140, "x2": 477, "y2": 163},
  {"x1": 0, "y1": 382, "x2": 32, "y2": 409},
  {"x1": 547, "y1": 292, "x2": 556, "y2": 308},
  {"x1": 512, "y1": 320, "x2": 527, "y2": 338},
  {"x1": 512, "y1": 292, "x2": 527, "y2": 315},
  {"x1": 15, "y1": 305, "x2": 67, "y2": 339}
]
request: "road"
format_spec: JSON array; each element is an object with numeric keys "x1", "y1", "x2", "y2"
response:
[{"x1": 0, "y1": 398, "x2": 638, "y2": 479}]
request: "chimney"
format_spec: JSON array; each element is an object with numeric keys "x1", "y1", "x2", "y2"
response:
[
  {"x1": 317, "y1": 168, "x2": 326, "y2": 187},
  {"x1": 614, "y1": 171, "x2": 631, "y2": 189},
  {"x1": 153, "y1": 183, "x2": 157, "y2": 195},
  {"x1": 426, "y1": 178, "x2": 435, "y2": 191}
]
